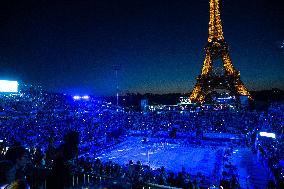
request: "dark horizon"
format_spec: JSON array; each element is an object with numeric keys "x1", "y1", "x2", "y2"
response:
[{"x1": 0, "y1": 0, "x2": 283, "y2": 96}]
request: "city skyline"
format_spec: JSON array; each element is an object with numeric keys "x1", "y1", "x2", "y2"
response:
[{"x1": 0, "y1": 0, "x2": 283, "y2": 96}]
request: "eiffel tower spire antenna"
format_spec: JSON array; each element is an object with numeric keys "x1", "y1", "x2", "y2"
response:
[
  {"x1": 208, "y1": 0, "x2": 224, "y2": 43},
  {"x1": 189, "y1": 0, "x2": 252, "y2": 103}
]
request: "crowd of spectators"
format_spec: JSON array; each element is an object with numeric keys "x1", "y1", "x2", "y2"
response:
[
  {"x1": 253, "y1": 104, "x2": 284, "y2": 188},
  {"x1": 0, "y1": 89, "x2": 283, "y2": 188}
]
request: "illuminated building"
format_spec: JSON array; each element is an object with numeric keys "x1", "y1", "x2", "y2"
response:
[{"x1": 189, "y1": 0, "x2": 252, "y2": 103}]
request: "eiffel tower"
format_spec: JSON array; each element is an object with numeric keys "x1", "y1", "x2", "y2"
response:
[{"x1": 189, "y1": 0, "x2": 251, "y2": 103}]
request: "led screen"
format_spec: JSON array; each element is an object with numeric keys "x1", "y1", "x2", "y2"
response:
[{"x1": 0, "y1": 80, "x2": 18, "y2": 92}]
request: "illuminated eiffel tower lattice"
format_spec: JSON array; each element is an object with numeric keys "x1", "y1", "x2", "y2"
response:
[{"x1": 189, "y1": 0, "x2": 251, "y2": 103}]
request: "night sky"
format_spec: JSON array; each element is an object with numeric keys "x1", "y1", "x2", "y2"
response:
[{"x1": 0, "y1": 0, "x2": 283, "y2": 96}]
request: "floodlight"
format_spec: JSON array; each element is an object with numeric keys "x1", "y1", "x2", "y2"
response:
[
  {"x1": 259, "y1": 132, "x2": 276, "y2": 139},
  {"x1": 73, "y1": 96, "x2": 81, "y2": 100},
  {"x1": 82, "y1": 95, "x2": 89, "y2": 100}
]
